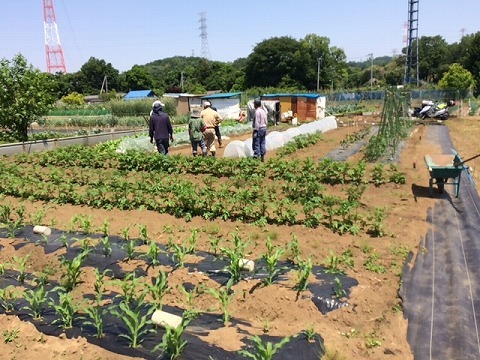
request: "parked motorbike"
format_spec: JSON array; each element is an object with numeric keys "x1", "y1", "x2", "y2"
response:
[{"x1": 411, "y1": 100, "x2": 455, "y2": 120}]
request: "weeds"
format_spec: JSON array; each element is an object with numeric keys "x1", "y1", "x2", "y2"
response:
[{"x1": 2, "y1": 328, "x2": 19, "y2": 344}]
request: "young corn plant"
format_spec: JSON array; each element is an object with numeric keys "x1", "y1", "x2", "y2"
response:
[
  {"x1": 100, "y1": 236, "x2": 112, "y2": 258},
  {"x1": 60, "y1": 250, "x2": 90, "y2": 292},
  {"x1": 295, "y1": 256, "x2": 313, "y2": 294},
  {"x1": 333, "y1": 277, "x2": 347, "y2": 298},
  {"x1": 186, "y1": 229, "x2": 198, "y2": 254},
  {"x1": 169, "y1": 242, "x2": 189, "y2": 268},
  {"x1": 147, "y1": 240, "x2": 162, "y2": 267},
  {"x1": 324, "y1": 251, "x2": 346, "y2": 275},
  {"x1": 285, "y1": 234, "x2": 301, "y2": 264},
  {"x1": 93, "y1": 268, "x2": 112, "y2": 304},
  {"x1": 22, "y1": 284, "x2": 48, "y2": 319},
  {"x1": 82, "y1": 304, "x2": 109, "y2": 338},
  {"x1": 12, "y1": 253, "x2": 31, "y2": 284},
  {"x1": 34, "y1": 264, "x2": 55, "y2": 286},
  {"x1": 146, "y1": 269, "x2": 170, "y2": 310},
  {"x1": 137, "y1": 224, "x2": 149, "y2": 244},
  {"x1": 121, "y1": 225, "x2": 131, "y2": 242},
  {"x1": 110, "y1": 292, "x2": 155, "y2": 348},
  {"x1": 208, "y1": 285, "x2": 235, "y2": 325},
  {"x1": 263, "y1": 237, "x2": 285, "y2": 285},
  {"x1": 238, "y1": 335, "x2": 291, "y2": 360},
  {"x1": 99, "y1": 219, "x2": 110, "y2": 237},
  {"x1": 179, "y1": 284, "x2": 202, "y2": 320},
  {"x1": 122, "y1": 239, "x2": 137, "y2": 261},
  {"x1": 115, "y1": 271, "x2": 143, "y2": 306},
  {"x1": 49, "y1": 289, "x2": 81, "y2": 329},
  {"x1": 70, "y1": 214, "x2": 94, "y2": 235},
  {"x1": 209, "y1": 235, "x2": 222, "y2": 257},
  {"x1": 154, "y1": 316, "x2": 190, "y2": 360},
  {"x1": 0, "y1": 286, "x2": 18, "y2": 312},
  {"x1": 2, "y1": 203, "x2": 25, "y2": 238}
]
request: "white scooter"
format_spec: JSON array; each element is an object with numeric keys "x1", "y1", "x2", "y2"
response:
[{"x1": 412, "y1": 100, "x2": 455, "y2": 120}]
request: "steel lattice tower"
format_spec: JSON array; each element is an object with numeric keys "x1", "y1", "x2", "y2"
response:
[
  {"x1": 404, "y1": 0, "x2": 419, "y2": 85},
  {"x1": 199, "y1": 12, "x2": 211, "y2": 60},
  {"x1": 43, "y1": 0, "x2": 67, "y2": 73}
]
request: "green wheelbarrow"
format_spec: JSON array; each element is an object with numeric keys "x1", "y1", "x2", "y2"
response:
[{"x1": 424, "y1": 151, "x2": 466, "y2": 197}]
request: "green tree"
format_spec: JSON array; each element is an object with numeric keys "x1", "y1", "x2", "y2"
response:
[
  {"x1": 123, "y1": 65, "x2": 154, "y2": 91},
  {"x1": 244, "y1": 36, "x2": 309, "y2": 88},
  {"x1": 438, "y1": 63, "x2": 476, "y2": 92},
  {"x1": 417, "y1": 35, "x2": 450, "y2": 82},
  {"x1": 0, "y1": 54, "x2": 56, "y2": 141},
  {"x1": 463, "y1": 32, "x2": 480, "y2": 95},
  {"x1": 61, "y1": 92, "x2": 85, "y2": 105},
  {"x1": 77, "y1": 57, "x2": 120, "y2": 95}
]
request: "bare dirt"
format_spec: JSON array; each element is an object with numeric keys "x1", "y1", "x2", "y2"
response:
[{"x1": 0, "y1": 115, "x2": 479, "y2": 360}]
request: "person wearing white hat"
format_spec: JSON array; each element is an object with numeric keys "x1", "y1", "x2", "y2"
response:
[{"x1": 149, "y1": 100, "x2": 173, "y2": 155}]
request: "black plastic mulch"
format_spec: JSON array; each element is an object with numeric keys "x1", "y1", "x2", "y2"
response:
[{"x1": 401, "y1": 125, "x2": 480, "y2": 360}]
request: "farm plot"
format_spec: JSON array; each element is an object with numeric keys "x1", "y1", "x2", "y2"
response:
[{"x1": 0, "y1": 120, "x2": 446, "y2": 360}]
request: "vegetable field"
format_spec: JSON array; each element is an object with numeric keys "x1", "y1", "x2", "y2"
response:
[{"x1": 0, "y1": 117, "x2": 459, "y2": 360}]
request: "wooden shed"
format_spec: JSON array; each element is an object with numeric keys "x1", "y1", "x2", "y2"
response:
[{"x1": 260, "y1": 93, "x2": 326, "y2": 122}]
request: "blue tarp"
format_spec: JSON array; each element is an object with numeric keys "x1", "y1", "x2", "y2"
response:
[{"x1": 201, "y1": 92, "x2": 243, "y2": 99}]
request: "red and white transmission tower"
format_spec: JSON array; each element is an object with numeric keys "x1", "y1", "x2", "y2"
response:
[{"x1": 43, "y1": 0, "x2": 67, "y2": 73}]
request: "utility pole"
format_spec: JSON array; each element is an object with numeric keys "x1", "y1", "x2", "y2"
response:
[
  {"x1": 368, "y1": 53, "x2": 373, "y2": 89},
  {"x1": 316, "y1": 57, "x2": 321, "y2": 92}
]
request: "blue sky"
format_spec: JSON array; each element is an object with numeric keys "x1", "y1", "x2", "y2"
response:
[{"x1": 3, "y1": 0, "x2": 480, "y2": 73}]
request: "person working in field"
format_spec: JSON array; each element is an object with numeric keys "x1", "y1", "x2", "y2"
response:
[
  {"x1": 188, "y1": 109, "x2": 207, "y2": 156},
  {"x1": 149, "y1": 100, "x2": 174, "y2": 155},
  {"x1": 209, "y1": 103, "x2": 223, "y2": 148},
  {"x1": 200, "y1": 101, "x2": 222, "y2": 157},
  {"x1": 252, "y1": 99, "x2": 267, "y2": 162}
]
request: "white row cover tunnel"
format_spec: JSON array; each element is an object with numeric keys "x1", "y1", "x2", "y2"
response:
[{"x1": 223, "y1": 116, "x2": 338, "y2": 158}]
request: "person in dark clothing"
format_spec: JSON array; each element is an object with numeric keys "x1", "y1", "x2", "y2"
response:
[
  {"x1": 149, "y1": 100, "x2": 173, "y2": 155},
  {"x1": 210, "y1": 103, "x2": 223, "y2": 148}
]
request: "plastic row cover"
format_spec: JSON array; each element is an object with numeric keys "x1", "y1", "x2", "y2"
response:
[{"x1": 223, "y1": 116, "x2": 338, "y2": 158}]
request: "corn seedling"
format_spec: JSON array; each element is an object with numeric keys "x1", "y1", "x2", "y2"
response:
[
  {"x1": 80, "y1": 237, "x2": 92, "y2": 252},
  {"x1": 58, "y1": 233, "x2": 68, "y2": 248},
  {"x1": 0, "y1": 262, "x2": 5, "y2": 276},
  {"x1": 208, "y1": 285, "x2": 234, "y2": 325},
  {"x1": 115, "y1": 271, "x2": 143, "y2": 306},
  {"x1": 22, "y1": 284, "x2": 48, "y2": 319},
  {"x1": 147, "y1": 269, "x2": 170, "y2": 310},
  {"x1": 333, "y1": 277, "x2": 347, "y2": 298},
  {"x1": 186, "y1": 229, "x2": 198, "y2": 254},
  {"x1": 82, "y1": 304, "x2": 109, "y2": 338},
  {"x1": 30, "y1": 206, "x2": 48, "y2": 225},
  {"x1": 179, "y1": 284, "x2": 202, "y2": 320},
  {"x1": 34, "y1": 264, "x2": 55, "y2": 286},
  {"x1": 263, "y1": 237, "x2": 285, "y2": 285},
  {"x1": 286, "y1": 234, "x2": 301, "y2": 264},
  {"x1": 121, "y1": 225, "x2": 131, "y2": 242},
  {"x1": 170, "y1": 242, "x2": 188, "y2": 268},
  {"x1": 12, "y1": 253, "x2": 31, "y2": 283},
  {"x1": 238, "y1": 335, "x2": 291, "y2": 360},
  {"x1": 100, "y1": 236, "x2": 112, "y2": 258},
  {"x1": 303, "y1": 324, "x2": 316, "y2": 342},
  {"x1": 60, "y1": 249, "x2": 90, "y2": 292},
  {"x1": 49, "y1": 289, "x2": 81, "y2": 329},
  {"x1": 70, "y1": 214, "x2": 94, "y2": 234},
  {"x1": 324, "y1": 251, "x2": 345, "y2": 275},
  {"x1": 5, "y1": 203, "x2": 25, "y2": 238},
  {"x1": 93, "y1": 268, "x2": 112, "y2": 304},
  {"x1": 137, "y1": 223, "x2": 149, "y2": 244},
  {"x1": 0, "y1": 286, "x2": 18, "y2": 312},
  {"x1": 208, "y1": 235, "x2": 222, "y2": 256},
  {"x1": 145, "y1": 240, "x2": 161, "y2": 267},
  {"x1": 110, "y1": 294, "x2": 155, "y2": 348},
  {"x1": 295, "y1": 256, "x2": 313, "y2": 293},
  {"x1": 99, "y1": 219, "x2": 110, "y2": 236},
  {"x1": 122, "y1": 239, "x2": 137, "y2": 261},
  {"x1": 153, "y1": 316, "x2": 190, "y2": 360}
]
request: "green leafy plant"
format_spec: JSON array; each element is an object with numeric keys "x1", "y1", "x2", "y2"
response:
[
  {"x1": 371, "y1": 164, "x2": 386, "y2": 187},
  {"x1": 153, "y1": 316, "x2": 190, "y2": 360},
  {"x1": 238, "y1": 335, "x2": 291, "y2": 360},
  {"x1": 122, "y1": 239, "x2": 137, "y2": 261},
  {"x1": 100, "y1": 236, "x2": 112, "y2": 258},
  {"x1": 115, "y1": 271, "x2": 143, "y2": 306},
  {"x1": 22, "y1": 284, "x2": 48, "y2": 319},
  {"x1": 146, "y1": 269, "x2": 170, "y2": 310},
  {"x1": 59, "y1": 250, "x2": 90, "y2": 292},
  {"x1": 333, "y1": 277, "x2": 347, "y2": 298},
  {"x1": 2, "y1": 328, "x2": 19, "y2": 344},
  {"x1": 208, "y1": 284, "x2": 235, "y2": 325},
  {"x1": 295, "y1": 257, "x2": 313, "y2": 294},
  {"x1": 12, "y1": 253, "x2": 31, "y2": 283},
  {"x1": 137, "y1": 223, "x2": 149, "y2": 244},
  {"x1": 146, "y1": 240, "x2": 161, "y2": 267},
  {"x1": 302, "y1": 325, "x2": 316, "y2": 342},
  {"x1": 364, "y1": 253, "x2": 386, "y2": 274},
  {"x1": 324, "y1": 251, "x2": 345, "y2": 275},
  {"x1": 82, "y1": 304, "x2": 109, "y2": 338},
  {"x1": 93, "y1": 268, "x2": 112, "y2": 304},
  {"x1": 49, "y1": 289, "x2": 81, "y2": 329},
  {"x1": 70, "y1": 214, "x2": 94, "y2": 234},
  {"x1": 0, "y1": 202, "x2": 25, "y2": 238},
  {"x1": 179, "y1": 284, "x2": 203, "y2": 320},
  {"x1": 263, "y1": 236, "x2": 285, "y2": 285},
  {"x1": 110, "y1": 294, "x2": 155, "y2": 348},
  {"x1": 367, "y1": 207, "x2": 387, "y2": 237},
  {"x1": 209, "y1": 235, "x2": 222, "y2": 256},
  {"x1": 285, "y1": 234, "x2": 301, "y2": 264},
  {"x1": 0, "y1": 286, "x2": 18, "y2": 312}
]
